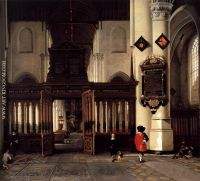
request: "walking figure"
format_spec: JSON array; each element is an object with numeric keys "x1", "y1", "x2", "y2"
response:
[{"x1": 134, "y1": 125, "x2": 149, "y2": 163}]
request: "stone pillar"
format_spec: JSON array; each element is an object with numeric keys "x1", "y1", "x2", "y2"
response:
[
  {"x1": 92, "y1": 53, "x2": 104, "y2": 82},
  {"x1": 130, "y1": 0, "x2": 134, "y2": 46},
  {"x1": 150, "y1": 0, "x2": 174, "y2": 151},
  {"x1": 132, "y1": 0, "x2": 152, "y2": 137}
]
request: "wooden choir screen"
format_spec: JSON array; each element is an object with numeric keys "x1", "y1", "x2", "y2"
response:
[
  {"x1": 7, "y1": 84, "x2": 54, "y2": 155},
  {"x1": 94, "y1": 100, "x2": 133, "y2": 134},
  {"x1": 86, "y1": 82, "x2": 136, "y2": 154},
  {"x1": 171, "y1": 108, "x2": 200, "y2": 154},
  {"x1": 8, "y1": 100, "x2": 41, "y2": 135}
]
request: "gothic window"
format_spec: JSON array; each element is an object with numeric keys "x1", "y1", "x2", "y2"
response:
[
  {"x1": 189, "y1": 35, "x2": 199, "y2": 105},
  {"x1": 19, "y1": 28, "x2": 33, "y2": 53},
  {"x1": 111, "y1": 26, "x2": 127, "y2": 53}
]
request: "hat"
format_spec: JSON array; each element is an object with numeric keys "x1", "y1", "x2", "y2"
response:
[{"x1": 137, "y1": 125, "x2": 146, "y2": 132}]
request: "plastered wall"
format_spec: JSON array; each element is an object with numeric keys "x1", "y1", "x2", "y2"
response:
[
  {"x1": 8, "y1": 21, "x2": 46, "y2": 83},
  {"x1": 100, "y1": 21, "x2": 131, "y2": 81}
]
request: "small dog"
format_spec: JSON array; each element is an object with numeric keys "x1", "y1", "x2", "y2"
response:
[
  {"x1": 112, "y1": 151, "x2": 124, "y2": 162},
  {"x1": 173, "y1": 141, "x2": 193, "y2": 159},
  {"x1": 2, "y1": 150, "x2": 13, "y2": 170}
]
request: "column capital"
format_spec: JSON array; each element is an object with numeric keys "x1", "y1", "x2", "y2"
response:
[{"x1": 151, "y1": 0, "x2": 174, "y2": 20}]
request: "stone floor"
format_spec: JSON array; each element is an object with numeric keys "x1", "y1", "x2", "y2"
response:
[{"x1": 0, "y1": 153, "x2": 200, "y2": 181}]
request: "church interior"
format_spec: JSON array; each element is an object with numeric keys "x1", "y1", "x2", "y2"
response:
[{"x1": 0, "y1": 0, "x2": 199, "y2": 157}]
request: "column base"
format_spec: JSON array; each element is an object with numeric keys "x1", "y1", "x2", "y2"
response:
[{"x1": 149, "y1": 128, "x2": 173, "y2": 151}]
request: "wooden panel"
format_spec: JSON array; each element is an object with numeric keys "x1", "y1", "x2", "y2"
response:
[
  {"x1": 94, "y1": 133, "x2": 133, "y2": 154},
  {"x1": 171, "y1": 108, "x2": 200, "y2": 155},
  {"x1": 41, "y1": 133, "x2": 54, "y2": 156},
  {"x1": 82, "y1": 90, "x2": 95, "y2": 154},
  {"x1": 83, "y1": 134, "x2": 94, "y2": 155},
  {"x1": 17, "y1": 134, "x2": 41, "y2": 153}
]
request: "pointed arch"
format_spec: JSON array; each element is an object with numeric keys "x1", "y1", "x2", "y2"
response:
[
  {"x1": 109, "y1": 71, "x2": 130, "y2": 83},
  {"x1": 14, "y1": 72, "x2": 38, "y2": 84}
]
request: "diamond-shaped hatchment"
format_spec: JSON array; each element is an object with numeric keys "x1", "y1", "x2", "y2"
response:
[
  {"x1": 155, "y1": 33, "x2": 170, "y2": 49},
  {"x1": 134, "y1": 36, "x2": 150, "y2": 52}
]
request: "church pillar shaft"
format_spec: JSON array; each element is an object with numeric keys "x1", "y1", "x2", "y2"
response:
[
  {"x1": 132, "y1": 0, "x2": 152, "y2": 138},
  {"x1": 150, "y1": 0, "x2": 174, "y2": 151}
]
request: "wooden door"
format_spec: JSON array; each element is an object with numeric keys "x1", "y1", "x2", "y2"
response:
[
  {"x1": 82, "y1": 90, "x2": 95, "y2": 154},
  {"x1": 40, "y1": 90, "x2": 54, "y2": 156}
]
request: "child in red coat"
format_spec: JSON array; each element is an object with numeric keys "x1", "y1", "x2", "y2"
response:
[{"x1": 134, "y1": 125, "x2": 149, "y2": 163}]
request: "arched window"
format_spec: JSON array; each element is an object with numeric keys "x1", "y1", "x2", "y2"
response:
[
  {"x1": 19, "y1": 28, "x2": 33, "y2": 53},
  {"x1": 189, "y1": 35, "x2": 199, "y2": 105}
]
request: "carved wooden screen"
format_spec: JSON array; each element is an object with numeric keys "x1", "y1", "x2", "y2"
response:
[{"x1": 82, "y1": 90, "x2": 95, "y2": 154}]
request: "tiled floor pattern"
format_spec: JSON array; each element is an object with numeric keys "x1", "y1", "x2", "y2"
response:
[{"x1": 0, "y1": 153, "x2": 200, "y2": 181}]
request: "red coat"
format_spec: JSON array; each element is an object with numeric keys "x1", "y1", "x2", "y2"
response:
[{"x1": 134, "y1": 132, "x2": 147, "y2": 152}]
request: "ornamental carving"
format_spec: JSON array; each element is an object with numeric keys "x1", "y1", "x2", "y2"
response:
[
  {"x1": 140, "y1": 55, "x2": 168, "y2": 114},
  {"x1": 151, "y1": 1, "x2": 174, "y2": 20}
]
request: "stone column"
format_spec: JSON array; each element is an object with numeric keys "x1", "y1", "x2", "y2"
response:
[
  {"x1": 132, "y1": 0, "x2": 152, "y2": 137},
  {"x1": 93, "y1": 53, "x2": 104, "y2": 82},
  {"x1": 150, "y1": 0, "x2": 174, "y2": 151}
]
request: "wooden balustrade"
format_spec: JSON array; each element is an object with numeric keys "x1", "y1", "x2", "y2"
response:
[
  {"x1": 94, "y1": 100, "x2": 133, "y2": 134},
  {"x1": 8, "y1": 100, "x2": 41, "y2": 135}
]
